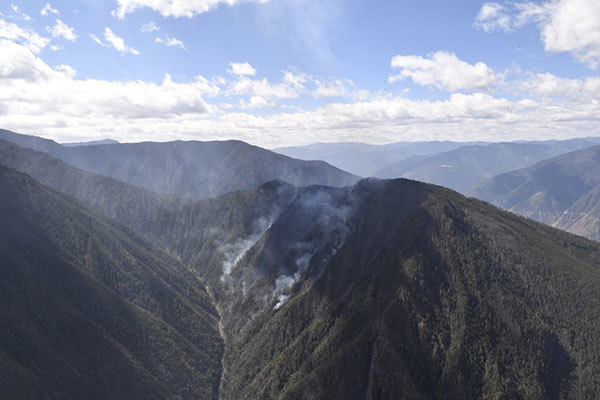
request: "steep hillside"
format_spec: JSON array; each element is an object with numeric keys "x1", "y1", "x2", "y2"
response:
[
  {"x1": 0, "y1": 130, "x2": 359, "y2": 198},
  {"x1": 179, "y1": 179, "x2": 600, "y2": 399},
  {"x1": 0, "y1": 165, "x2": 223, "y2": 399},
  {"x1": 471, "y1": 145, "x2": 600, "y2": 240},
  {"x1": 0, "y1": 139, "x2": 189, "y2": 249},
  {"x1": 376, "y1": 140, "x2": 598, "y2": 192}
]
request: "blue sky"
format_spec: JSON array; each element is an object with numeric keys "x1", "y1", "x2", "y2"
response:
[{"x1": 0, "y1": 0, "x2": 599, "y2": 147}]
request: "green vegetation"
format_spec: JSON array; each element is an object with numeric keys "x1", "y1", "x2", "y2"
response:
[
  {"x1": 4, "y1": 136, "x2": 600, "y2": 398},
  {"x1": 0, "y1": 165, "x2": 223, "y2": 399}
]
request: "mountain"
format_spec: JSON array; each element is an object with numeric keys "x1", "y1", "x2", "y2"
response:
[
  {"x1": 375, "y1": 140, "x2": 599, "y2": 192},
  {"x1": 62, "y1": 138, "x2": 119, "y2": 147},
  {"x1": 0, "y1": 129, "x2": 359, "y2": 199},
  {"x1": 5, "y1": 138, "x2": 600, "y2": 397},
  {"x1": 274, "y1": 140, "x2": 484, "y2": 177},
  {"x1": 0, "y1": 139, "x2": 190, "y2": 247},
  {"x1": 165, "y1": 178, "x2": 600, "y2": 399},
  {"x1": 0, "y1": 165, "x2": 223, "y2": 399},
  {"x1": 471, "y1": 145, "x2": 600, "y2": 241}
]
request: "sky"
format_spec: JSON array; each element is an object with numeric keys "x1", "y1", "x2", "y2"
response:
[{"x1": 0, "y1": 0, "x2": 599, "y2": 147}]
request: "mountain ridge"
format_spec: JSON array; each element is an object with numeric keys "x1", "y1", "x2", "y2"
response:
[
  {"x1": 0, "y1": 129, "x2": 359, "y2": 199},
  {"x1": 471, "y1": 145, "x2": 600, "y2": 240}
]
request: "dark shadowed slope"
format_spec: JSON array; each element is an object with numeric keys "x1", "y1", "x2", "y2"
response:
[
  {"x1": 375, "y1": 140, "x2": 599, "y2": 192},
  {"x1": 0, "y1": 129, "x2": 359, "y2": 198},
  {"x1": 0, "y1": 165, "x2": 223, "y2": 399},
  {"x1": 471, "y1": 145, "x2": 600, "y2": 241}
]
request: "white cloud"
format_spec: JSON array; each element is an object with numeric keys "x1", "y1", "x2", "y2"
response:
[
  {"x1": 141, "y1": 21, "x2": 159, "y2": 32},
  {"x1": 475, "y1": 0, "x2": 600, "y2": 68},
  {"x1": 227, "y1": 76, "x2": 298, "y2": 99},
  {"x1": 0, "y1": 18, "x2": 50, "y2": 53},
  {"x1": 1, "y1": 33, "x2": 600, "y2": 147},
  {"x1": 517, "y1": 72, "x2": 600, "y2": 99},
  {"x1": 228, "y1": 62, "x2": 256, "y2": 76},
  {"x1": 112, "y1": 0, "x2": 271, "y2": 19},
  {"x1": 283, "y1": 71, "x2": 308, "y2": 90},
  {"x1": 10, "y1": 3, "x2": 31, "y2": 21},
  {"x1": 239, "y1": 95, "x2": 277, "y2": 109},
  {"x1": 155, "y1": 35, "x2": 187, "y2": 50},
  {"x1": 541, "y1": 0, "x2": 600, "y2": 68},
  {"x1": 474, "y1": 2, "x2": 547, "y2": 32},
  {"x1": 93, "y1": 27, "x2": 139, "y2": 55},
  {"x1": 390, "y1": 51, "x2": 500, "y2": 92},
  {"x1": 89, "y1": 33, "x2": 109, "y2": 47},
  {"x1": 54, "y1": 64, "x2": 76, "y2": 78},
  {"x1": 41, "y1": 3, "x2": 60, "y2": 17},
  {"x1": 46, "y1": 19, "x2": 77, "y2": 42},
  {"x1": 0, "y1": 39, "x2": 214, "y2": 132},
  {"x1": 313, "y1": 78, "x2": 350, "y2": 98}
]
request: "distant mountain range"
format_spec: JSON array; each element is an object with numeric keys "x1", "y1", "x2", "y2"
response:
[
  {"x1": 62, "y1": 138, "x2": 119, "y2": 147},
  {"x1": 471, "y1": 145, "x2": 600, "y2": 241},
  {"x1": 274, "y1": 138, "x2": 600, "y2": 183},
  {"x1": 376, "y1": 139, "x2": 600, "y2": 192},
  {"x1": 274, "y1": 140, "x2": 485, "y2": 177},
  {"x1": 0, "y1": 129, "x2": 358, "y2": 199}
]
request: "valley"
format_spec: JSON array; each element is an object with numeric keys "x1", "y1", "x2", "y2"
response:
[{"x1": 3, "y1": 131, "x2": 600, "y2": 398}]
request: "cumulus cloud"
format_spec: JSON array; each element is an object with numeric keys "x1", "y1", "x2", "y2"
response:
[
  {"x1": 1, "y1": 21, "x2": 600, "y2": 147},
  {"x1": 46, "y1": 19, "x2": 77, "y2": 42},
  {"x1": 155, "y1": 34, "x2": 186, "y2": 50},
  {"x1": 0, "y1": 39, "x2": 215, "y2": 135},
  {"x1": 92, "y1": 27, "x2": 139, "y2": 55},
  {"x1": 228, "y1": 62, "x2": 257, "y2": 76},
  {"x1": 517, "y1": 72, "x2": 600, "y2": 99},
  {"x1": 54, "y1": 64, "x2": 76, "y2": 78},
  {"x1": 390, "y1": 51, "x2": 500, "y2": 92},
  {"x1": 40, "y1": 3, "x2": 59, "y2": 17},
  {"x1": 239, "y1": 95, "x2": 277, "y2": 109},
  {"x1": 112, "y1": 0, "x2": 271, "y2": 19},
  {"x1": 475, "y1": 0, "x2": 600, "y2": 68}
]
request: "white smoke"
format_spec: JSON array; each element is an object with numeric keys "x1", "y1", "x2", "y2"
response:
[
  {"x1": 218, "y1": 215, "x2": 275, "y2": 281},
  {"x1": 273, "y1": 294, "x2": 290, "y2": 310}
]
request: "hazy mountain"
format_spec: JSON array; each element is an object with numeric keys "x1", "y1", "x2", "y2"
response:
[
  {"x1": 471, "y1": 145, "x2": 600, "y2": 241},
  {"x1": 0, "y1": 139, "x2": 190, "y2": 247},
  {"x1": 62, "y1": 138, "x2": 119, "y2": 147},
  {"x1": 0, "y1": 129, "x2": 359, "y2": 198},
  {"x1": 273, "y1": 141, "x2": 485, "y2": 177},
  {"x1": 376, "y1": 140, "x2": 599, "y2": 192},
  {"x1": 0, "y1": 165, "x2": 222, "y2": 399}
]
